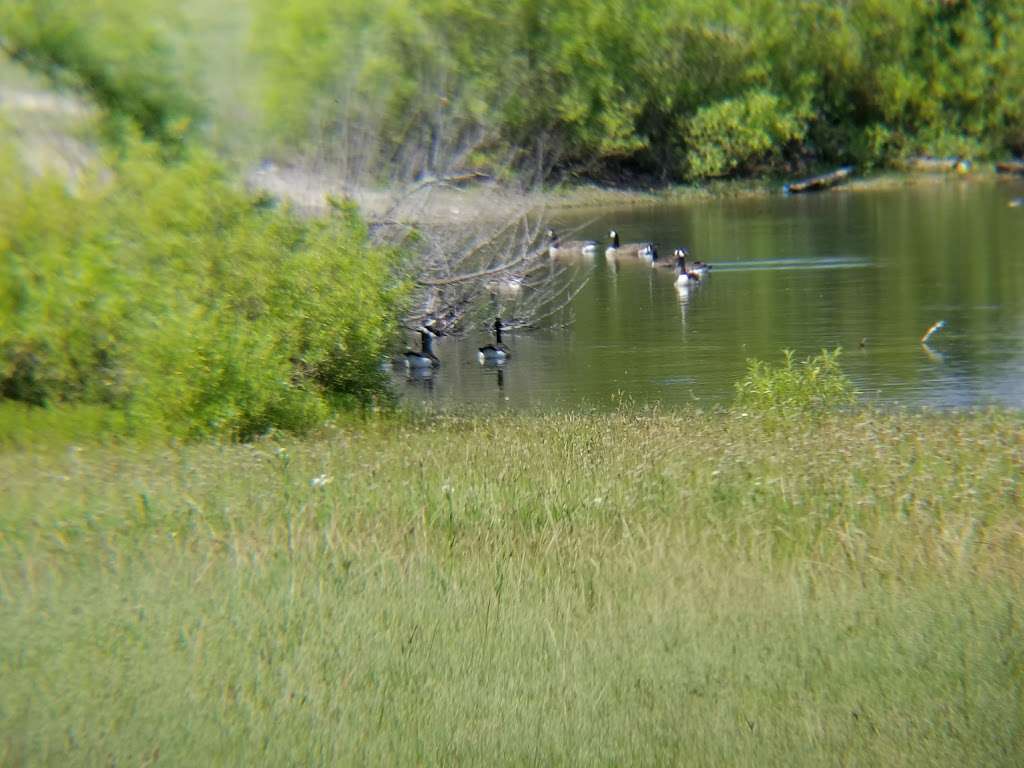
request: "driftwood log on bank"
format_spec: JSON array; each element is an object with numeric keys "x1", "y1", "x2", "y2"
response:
[
  {"x1": 782, "y1": 166, "x2": 853, "y2": 195},
  {"x1": 995, "y1": 160, "x2": 1024, "y2": 175}
]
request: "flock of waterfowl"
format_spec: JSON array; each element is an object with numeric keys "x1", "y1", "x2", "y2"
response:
[
  {"x1": 402, "y1": 228, "x2": 711, "y2": 371},
  {"x1": 401, "y1": 318, "x2": 511, "y2": 370},
  {"x1": 549, "y1": 228, "x2": 710, "y2": 288}
]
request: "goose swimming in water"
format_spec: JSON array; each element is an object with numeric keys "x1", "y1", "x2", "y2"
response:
[
  {"x1": 673, "y1": 249, "x2": 701, "y2": 291},
  {"x1": 404, "y1": 326, "x2": 442, "y2": 369},
  {"x1": 672, "y1": 247, "x2": 711, "y2": 278},
  {"x1": 547, "y1": 229, "x2": 599, "y2": 257},
  {"x1": 606, "y1": 229, "x2": 656, "y2": 259},
  {"x1": 478, "y1": 317, "x2": 511, "y2": 362}
]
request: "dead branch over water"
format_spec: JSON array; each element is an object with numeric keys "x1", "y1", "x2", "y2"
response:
[{"x1": 371, "y1": 174, "x2": 595, "y2": 335}]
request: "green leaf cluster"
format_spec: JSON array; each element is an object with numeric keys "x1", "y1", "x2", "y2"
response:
[
  {"x1": 251, "y1": 0, "x2": 1024, "y2": 180},
  {"x1": 0, "y1": 137, "x2": 408, "y2": 439},
  {"x1": 734, "y1": 349, "x2": 856, "y2": 417},
  {"x1": 686, "y1": 90, "x2": 809, "y2": 178}
]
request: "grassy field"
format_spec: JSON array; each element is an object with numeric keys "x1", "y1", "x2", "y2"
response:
[{"x1": 2, "y1": 407, "x2": 1023, "y2": 765}]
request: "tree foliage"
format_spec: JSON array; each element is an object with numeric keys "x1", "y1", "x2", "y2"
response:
[
  {"x1": 0, "y1": 0, "x2": 203, "y2": 148},
  {"x1": 686, "y1": 90, "x2": 809, "y2": 178},
  {"x1": 0, "y1": 138, "x2": 407, "y2": 438},
  {"x1": 251, "y1": 0, "x2": 1024, "y2": 180}
]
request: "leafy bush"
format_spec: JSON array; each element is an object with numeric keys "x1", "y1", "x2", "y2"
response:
[
  {"x1": 734, "y1": 348, "x2": 856, "y2": 416},
  {"x1": 685, "y1": 90, "x2": 808, "y2": 178},
  {"x1": 248, "y1": 0, "x2": 1024, "y2": 180},
  {"x1": 0, "y1": 137, "x2": 408, "y2": 439}
]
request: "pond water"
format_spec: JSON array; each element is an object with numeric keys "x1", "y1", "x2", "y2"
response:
[{"x1": 394, "y1": 177, "x2": 1024, "y2": 411}]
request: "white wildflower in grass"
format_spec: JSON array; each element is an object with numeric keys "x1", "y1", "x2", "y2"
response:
[{"x1": 310, "y1": 473, "x2": 333, "y2": 489}]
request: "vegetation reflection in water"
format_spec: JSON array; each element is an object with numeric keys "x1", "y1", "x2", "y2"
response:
[{"x1": 395, "y1": 178, "x2": 1024, "y2": 411}]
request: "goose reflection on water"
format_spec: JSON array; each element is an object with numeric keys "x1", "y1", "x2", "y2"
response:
[
  {"x1": 921, "y1": 342, "x2": 946, "y2": 364},
  {"x1": 677, "y1": 282, "x2": 691, "y2": 328},
  {"x1": 405, "y1": 365, "x2": 436, "y2": 391},
  {"x1": 478, "y1": 356, "x2": 510, "y2": 403}
]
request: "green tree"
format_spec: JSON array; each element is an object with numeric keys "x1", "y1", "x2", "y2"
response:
[{"x1": 0, "y1": 0, "x2": 203, "y2": 148}]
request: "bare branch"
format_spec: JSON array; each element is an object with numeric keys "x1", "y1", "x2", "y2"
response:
[{"x1": 251, "y1": 45, "x2": 599, "y2": 339}]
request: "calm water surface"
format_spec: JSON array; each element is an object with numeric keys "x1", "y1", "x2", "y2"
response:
[{"x1": 396, "y1": 178, "x2": 1024, "y2": 411}]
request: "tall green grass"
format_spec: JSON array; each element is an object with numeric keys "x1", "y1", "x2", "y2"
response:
[{"x1": 2, "y1": 409, "x2": 1022, "y2": 764}]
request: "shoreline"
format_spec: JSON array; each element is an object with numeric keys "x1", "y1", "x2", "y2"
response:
[{"x1": 248, "y1": 162, "x2": 1020, "y2": 227}]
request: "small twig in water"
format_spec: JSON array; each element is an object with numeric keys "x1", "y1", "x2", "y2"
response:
[{"x1": 921, "y1": 320, "x2": 946, "y2": 344}]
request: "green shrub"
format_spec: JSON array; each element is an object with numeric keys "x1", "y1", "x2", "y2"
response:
[
  {"x1": 0, "y1": 137, "x2": 408, "y2": 439},
  {"x1": 685, "y1": 90, "x2": 808, "y2": 178},
  {"x1": 734, "y1": 348, "x2": 856, "y2": 416},
  {"x1": 247, "y1": 0, "x2": 1024, "y2": 180}
]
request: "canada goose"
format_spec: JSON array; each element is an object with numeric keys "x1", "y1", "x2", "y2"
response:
[
  {"x1": 606, "y1": 229, "x2": 656, "y2": 259},
  {"x1": 547, "y1": 229, "x2": 598, "y2": 257},
  {"x1": 673, "y1": 249, "x2": 701, "y2": 290},
  {"x1": 672, "y1": 247, "x2": 711, "y2": 277},
  {"x1": 404, "y1": 326, "x2": 442, "y2": 368},
  {"x1": 478, "y1": 317, "x2": 511, "y2": 362}
]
